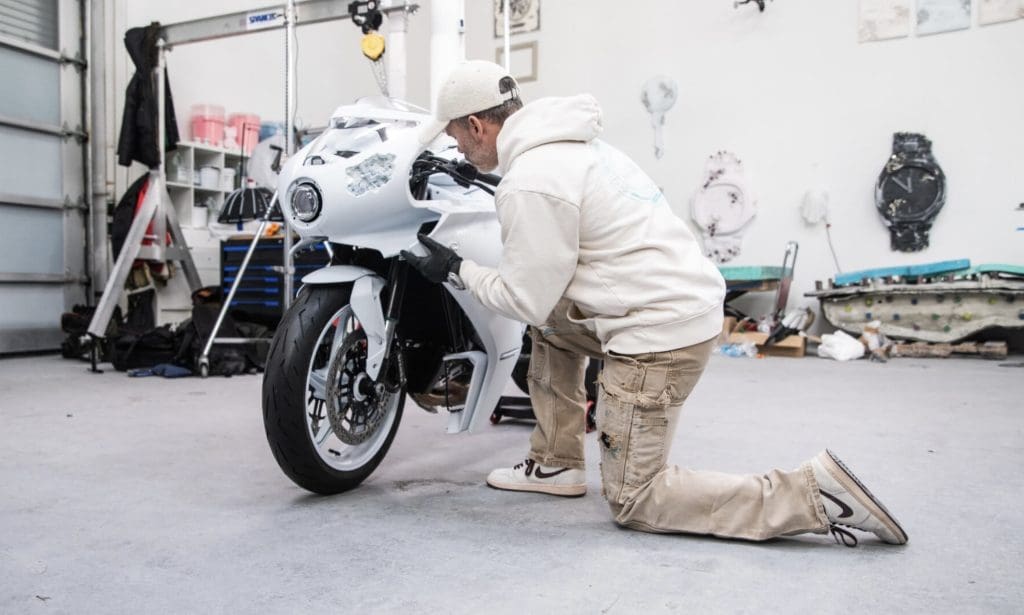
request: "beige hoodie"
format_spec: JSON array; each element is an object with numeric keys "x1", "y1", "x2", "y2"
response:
[{"x1": 459, "y1": 95, "x2": 725, "y2": 355}]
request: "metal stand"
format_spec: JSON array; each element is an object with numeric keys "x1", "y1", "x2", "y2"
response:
[
  {"x1": 197, "y1": 195, "x2": 280, "y2": 378},
  {"x1": 84, "y1": 172, "x2": 202, "y2": 366},
  {"x1": 84, "y1": 171, "x2": 202, "y2": 370},
  {"x1": 197, "y1": 194, "x2": 333, "y2": 377},
  {"x1": 283, "y1": 0, "x2": 297, "y2": 309},
  {"x1": 771, "y1": 241, "x2": 799, "y2": 322}
]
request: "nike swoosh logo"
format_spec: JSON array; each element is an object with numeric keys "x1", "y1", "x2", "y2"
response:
[
  {"x1": 534, "y1": 467, "x2": 571, "y2": 480},
  {"x1": 821, "y1": 491, "x2": 854, "y2": 519}
]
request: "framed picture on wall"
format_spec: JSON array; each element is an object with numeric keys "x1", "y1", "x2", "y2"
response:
[
  {"x1": 858, "y1": 0, "x2": 912, "y2": 42},
  {"x1": 978, "y1": 0, "x2": 1024, "y2": 25},
  {"x1": 916, "y1": 0, "x2": 972, "y2": 35},
  {"x1": 493, "y1": 0, "x2": 540, "y2": 38},
  {"x1": 495, "y1": 41, "x2": 538, "y2": 83}
]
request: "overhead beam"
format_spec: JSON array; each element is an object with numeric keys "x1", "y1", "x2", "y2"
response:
[{"x1": 160, "y1": 0, "x2": 418, "y2": 47}]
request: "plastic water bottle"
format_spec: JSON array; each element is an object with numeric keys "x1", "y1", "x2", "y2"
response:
[{"x1": 715, "y1": 342, "x2": 757, "y2": 358}]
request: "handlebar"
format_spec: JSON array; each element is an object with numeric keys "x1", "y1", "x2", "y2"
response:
[
  {"x1": 453, "y1": 161, "x2": 501, "y2": 187},
  {"x1": 412, "y1": 153, "x2": 501, "y2": 195}
]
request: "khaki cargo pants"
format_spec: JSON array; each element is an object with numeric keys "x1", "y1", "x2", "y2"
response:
[{"x1": 527, "y1": 299, "x2": 828, "y2": 540}]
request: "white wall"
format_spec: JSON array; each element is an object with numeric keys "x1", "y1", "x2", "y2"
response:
[{"x1": 466, "y1": 1, "x2": 1024, "y2": 324}]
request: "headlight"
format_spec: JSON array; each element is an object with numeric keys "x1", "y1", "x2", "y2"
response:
[{"x1": 289, "y1": 181, "x2": 322, "y2": 223}]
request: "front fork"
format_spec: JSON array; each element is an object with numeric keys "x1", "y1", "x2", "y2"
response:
[{"x1": 378, "y1": 259, "x2": 408, "y2": 391}]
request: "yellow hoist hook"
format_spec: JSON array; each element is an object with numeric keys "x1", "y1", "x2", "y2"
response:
[{"x1": 361, "y1": 31, "x2": 386, "y2": 61}]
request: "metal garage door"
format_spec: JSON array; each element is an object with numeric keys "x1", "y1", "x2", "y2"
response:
[{"x1": 0, "y1": 0, "x2": 87, "y2": 353}]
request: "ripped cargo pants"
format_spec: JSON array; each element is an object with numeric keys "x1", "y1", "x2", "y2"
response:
[{"x1": 527, "y1": 299, "x2": 828, "y2": 540}]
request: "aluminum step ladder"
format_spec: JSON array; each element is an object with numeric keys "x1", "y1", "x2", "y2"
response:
[{"x1": 86, "y1": 171, "x2": 202, "y2": 372}]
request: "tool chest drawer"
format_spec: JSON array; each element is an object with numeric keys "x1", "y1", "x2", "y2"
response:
[{"x1": 220, "y1": 237, "x2": 329, "y2": 323}]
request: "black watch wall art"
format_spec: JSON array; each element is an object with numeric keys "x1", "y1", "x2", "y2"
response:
[{"x1": 875, "y1": 132, "x2": 946, "y2": 252}]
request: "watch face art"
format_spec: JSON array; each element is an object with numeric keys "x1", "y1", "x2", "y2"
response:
[
  {"x1": 691, "y1": 151, "x2": 756, "y2": 263},
  {"x1": 875, "y1": 132, "x2": 946, "y2": 252},
  {"x1": 880, "y1": 166, "x2": 941, "y2": 217}
]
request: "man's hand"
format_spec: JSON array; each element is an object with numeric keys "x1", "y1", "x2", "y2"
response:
[{"x1": 400, "y1": 233, "x2": 463, "y2": 284}]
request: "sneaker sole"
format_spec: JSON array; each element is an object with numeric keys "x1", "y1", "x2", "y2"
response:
[
  {"x1": 821, "y1": 449, "x2": 909, "y2": 545},
  {"x1": 486, "y1": 478, "x2": 586, "y2": 497}
]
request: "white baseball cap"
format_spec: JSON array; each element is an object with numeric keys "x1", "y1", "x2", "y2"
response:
[{"x1": 419, "y1": 60, "x2": 520, "y2": 145}]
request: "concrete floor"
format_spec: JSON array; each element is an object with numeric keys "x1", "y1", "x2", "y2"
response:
[{"x1": 1, "y1": 352, "x2": 1022, "y2": 613}]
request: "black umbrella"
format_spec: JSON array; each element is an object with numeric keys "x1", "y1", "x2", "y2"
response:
[{"x1": 219, "y1": 123, "x2": 280, "y2": 227}]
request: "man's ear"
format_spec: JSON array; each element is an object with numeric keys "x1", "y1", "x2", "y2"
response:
[{"x1": 467, "y1": 115, "x2": 485, "y2": 137}]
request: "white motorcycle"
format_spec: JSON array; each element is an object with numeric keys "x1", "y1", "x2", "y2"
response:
[{"x1": 262, "y1": 97, "x2": 533, "y2": 494}]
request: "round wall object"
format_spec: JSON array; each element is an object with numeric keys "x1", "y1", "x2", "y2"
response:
[
  {"x1": 800, "y1": 189, "x2": 830, "y2": 225},
  {"x1": 690, "y1": 151, "x2": 756, "y2": 263}
]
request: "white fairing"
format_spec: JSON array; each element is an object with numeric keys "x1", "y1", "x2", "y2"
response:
[
  {"x1": 278, "y1": 98, "x2": 436, "y2": 256},
  {"x1": 281, "y1": 97, "x2": 523, "y2": 433},
  {"x1": 427, "y1": 212, "x2": 526, "y2": 433}
]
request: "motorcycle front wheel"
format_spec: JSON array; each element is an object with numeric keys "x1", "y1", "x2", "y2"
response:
[{"x1": 262, "y1": 284, "x2": 405, "y2": 495}]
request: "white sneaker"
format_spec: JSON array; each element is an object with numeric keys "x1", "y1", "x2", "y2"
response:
[
  {"x1": 486, "y1": 459, "x2": 586, "y2": 497},
  {"x1": 810, "y1": 449, "x2": 909, "y2": 546}
]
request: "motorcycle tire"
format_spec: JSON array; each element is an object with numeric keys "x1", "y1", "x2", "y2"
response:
[{"x1": 262, "y1": 284, "x2": 404, "y2": 495}]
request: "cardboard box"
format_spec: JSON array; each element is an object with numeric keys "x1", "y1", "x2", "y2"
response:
[
  {"x1": 727, "y1": 331, "x2": 806, "y2": 358},
  {"x1": 720, "y1": 316, "x2": 738, "y2": 344}
]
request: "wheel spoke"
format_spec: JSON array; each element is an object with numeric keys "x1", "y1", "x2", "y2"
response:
[
  {"x1": 307, "y1": 397, "x2": 326, "y2": 433},
  {"x1": 308, "y1": 367, "x2": 328, "y2": 400},
  {"x1": 313, "y1": 420, "x2": 333, "y2": 447}
]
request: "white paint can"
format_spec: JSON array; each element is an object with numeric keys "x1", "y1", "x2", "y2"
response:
[
  {"x1": 199, "y1": 166, "x2": 220, "y2": 190},
  {"x1": 221, "y1": 167, "x2": 237, "y2": 191}
]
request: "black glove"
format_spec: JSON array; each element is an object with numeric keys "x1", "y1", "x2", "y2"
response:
[{"x1": 400, "y1": 233, "x2": 463, "y2": 284}]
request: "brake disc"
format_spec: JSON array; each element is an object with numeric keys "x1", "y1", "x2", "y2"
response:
[{"x1": 324, "y1": 331, "x2": 391, "y2": 445}]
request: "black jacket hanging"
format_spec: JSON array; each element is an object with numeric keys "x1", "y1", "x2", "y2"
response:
[{"x1": 116, "y1": 23, "x2": 180, "y2": 168}]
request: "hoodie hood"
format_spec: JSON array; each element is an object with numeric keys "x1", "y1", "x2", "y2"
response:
[
  {"x1": 124, "y1": 23, "x2": 161, "y2": 73},
  {"x1": 496, "y1": 95, "x2": 603, "y2": 175}
]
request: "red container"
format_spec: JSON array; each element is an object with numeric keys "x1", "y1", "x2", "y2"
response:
[
  {"x1": 228, "y1": 113, "x2": 261, "y2": 155},
  {"x1": 191, "y1": 104, "x2": 225, "y2": 146}
]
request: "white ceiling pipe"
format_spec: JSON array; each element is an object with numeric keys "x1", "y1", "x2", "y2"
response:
[
  {"x1": 429, "y1": 0, "x2": 465, "y2": 110},
  {"x1": 503, "y1": 0, "x2": 510, "y2": 72},
  {"x1": 283, "y1": 0, "x2": 297, "y2": 307},
  {"x1": 383, "y1": 0, "x2": 408, "y2": 101},
  {"x1": 458, "y1": 1, "x2": 465, "y2": 64}
]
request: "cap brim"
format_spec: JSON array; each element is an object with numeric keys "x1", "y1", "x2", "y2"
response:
[{"x1": 418, "y1": 118, "x2": 448, "y2": 146}]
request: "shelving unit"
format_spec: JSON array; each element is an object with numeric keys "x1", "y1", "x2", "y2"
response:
[
  {"x1": 165, "y1": 140, "x2": 247, "y2": 227},
  {"x1": 156, "y1": 140, "x2": 254, "y2": 326}
]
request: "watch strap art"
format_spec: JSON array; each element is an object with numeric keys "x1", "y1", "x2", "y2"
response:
[
  {"x1": 690, "y1": 150, "x2": 757, "y2": 263},
  {"x1": 875, "y1": 132, "x2": 946, "y2": 252},
  {"x1": 884, "y1": 134, "x2": 942, "y2": 178},
  {"x1": 892, "y1": 132, "x2": 933, "y2": 156},
  {"x1": 888, "y1": 222, "x2": 935, "y2": 252}
]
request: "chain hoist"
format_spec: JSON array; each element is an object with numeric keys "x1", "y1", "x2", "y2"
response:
[{"x1": 348, "y1": 0, "x2": 389, "y2": 96}]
